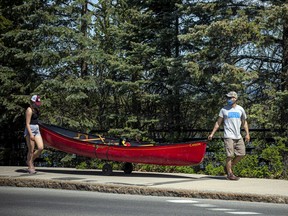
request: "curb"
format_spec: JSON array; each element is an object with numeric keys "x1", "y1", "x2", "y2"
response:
[{"x1": 1, "y1": 177, "x2": 287, "y2": 204}]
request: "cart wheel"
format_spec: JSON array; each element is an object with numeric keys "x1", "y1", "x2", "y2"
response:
[
  {"x1": 123, "y1": 162, "x2": 133, "y2": 174},
  {"x1": 102, "y1": 163, "x2": 112, "y2": 175}
]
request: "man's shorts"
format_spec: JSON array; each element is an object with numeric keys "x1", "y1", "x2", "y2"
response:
[
  {"x1": 24, "y1": 124, "x2": 41, "y2": 137},
  {"x1": 224, "y1": 138, "x2": 246, "y2": 157}
]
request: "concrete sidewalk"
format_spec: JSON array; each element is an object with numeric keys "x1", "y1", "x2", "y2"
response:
[{"x1": 0, "y1": 166, "x2": 287, "y2": 204}]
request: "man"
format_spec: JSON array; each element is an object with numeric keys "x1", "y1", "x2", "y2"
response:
[{"x1": 208, "y1": 91, "x2": 250, "y2": 180}]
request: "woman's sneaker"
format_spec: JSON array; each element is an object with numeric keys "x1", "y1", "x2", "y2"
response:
[{"x1": 27, "y1": 168, "x2": 37, "y2": 175}]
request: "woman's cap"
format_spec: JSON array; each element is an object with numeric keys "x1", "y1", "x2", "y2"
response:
[{"x1": 31, "y1": 95, "x2": 41, "y2": 106}]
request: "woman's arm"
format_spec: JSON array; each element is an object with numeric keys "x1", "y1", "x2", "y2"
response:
[{"x1": 25, "y1": 107, "x2": 34, "y2": 140}]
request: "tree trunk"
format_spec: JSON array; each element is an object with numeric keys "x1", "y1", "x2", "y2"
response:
[
  {"x1": 81, "y1": 0, "x2": 88, "y2": 77},
  {"x1": 282, "y1": 5, "x2": 288, "y2": 91}
]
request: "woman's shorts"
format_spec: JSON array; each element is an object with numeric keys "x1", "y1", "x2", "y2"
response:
[
  {"x1": 24, "y1": 124, "x2": 41, "y2": 137},
  {"x1": 224, "y1": 138, "x2": 246, "y2": 157}
]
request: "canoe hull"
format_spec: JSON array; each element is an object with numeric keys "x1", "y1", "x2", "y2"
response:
[
  {"x1": 106, "y1": 143, "x2": 206, "y2": 165},
  {"x1": 39, "y1": 123, "x2": 207, "y2": 166}
]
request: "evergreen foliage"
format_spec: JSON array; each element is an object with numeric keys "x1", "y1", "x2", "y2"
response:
[{"x1": 0, "y1": 0, "x2": 287, "y2": 179}]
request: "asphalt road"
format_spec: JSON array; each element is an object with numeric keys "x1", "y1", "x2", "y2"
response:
[{"x1": 0, "y1": 187, "x2": 287, "y2": 216}]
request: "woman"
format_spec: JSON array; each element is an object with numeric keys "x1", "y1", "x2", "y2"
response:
[{"x1": 24, "y1": 95, "x2": 44, "y2": 174}]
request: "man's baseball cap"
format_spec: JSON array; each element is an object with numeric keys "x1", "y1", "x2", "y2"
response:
[
  {"x1": 31, "y1": 95, "x2": 41, "y2": 106},
  {"x1": 226, "y1": 91, "x2": 238, "y2": 99}
]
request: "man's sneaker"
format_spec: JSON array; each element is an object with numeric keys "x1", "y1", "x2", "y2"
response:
[{"x1": 227, "y1": 173, "x2": 240, "y2": 181}]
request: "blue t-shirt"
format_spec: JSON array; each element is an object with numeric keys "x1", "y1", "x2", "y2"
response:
[{"x1": 219, "y1": 105, "x2": 247, "y2": 139}]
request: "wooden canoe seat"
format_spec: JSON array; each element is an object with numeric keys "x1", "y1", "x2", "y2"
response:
[{"x1": 74, "y1": 133, "x2": 105, "y2": 143}]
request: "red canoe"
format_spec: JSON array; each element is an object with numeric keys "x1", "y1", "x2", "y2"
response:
[{"x1": 39, "y1": 123, "x2": 207, "y2": 173}]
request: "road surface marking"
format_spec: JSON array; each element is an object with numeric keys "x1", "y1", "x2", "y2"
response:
[
  {"x1": 227, "y1": 212, "x2": 261, "y2": 215},
  {"x1": 209, "y1": 208, "x2": 236, "y2": 211},
  {"x1": 166, "y1": 200, "x2": 262, "y2": 215},
  {"x1": 193, "y1": 204, "x2": 218, "y2": 208},
  {"x1": 166, "y1": 200, "x2": 199, "y2": 203}
]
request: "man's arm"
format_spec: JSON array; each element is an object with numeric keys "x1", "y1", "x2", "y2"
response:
[
  {"x1": 208, "y1": 117, "x2": 223, "y2": 140},
  {"x1": 243, "y1": 120, "x2": 250, "y2": 142}
]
